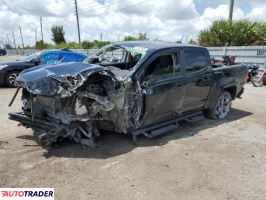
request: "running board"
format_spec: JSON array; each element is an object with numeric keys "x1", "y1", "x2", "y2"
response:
[
  {"x1": 132, "y1": 111, "x2": 203, "y2": 143},
  {"x1": 185, "y1": 113, "x2": 204, "y2": 123},
  {"x1": 144, "y1": 124, "x2": 179, "y2": 138}
]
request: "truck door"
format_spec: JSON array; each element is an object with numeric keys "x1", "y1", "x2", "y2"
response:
[
  {"x1": 181, "y1": 48, "x2": 213, "y2": 113},
  {"x1": 137, "y1": 49, "x2": 186, "y2": 127}
]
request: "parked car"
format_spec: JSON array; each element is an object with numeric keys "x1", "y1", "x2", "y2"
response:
[
  {"x1": 0, "y1": 48, "x2": 6, "y2": 56},
  {"x1": 9, "y1": 41, "x2": 247, "y2": 147},
  {"x1": 0, "y1": 49, "x2": 86, "y2": 87}
]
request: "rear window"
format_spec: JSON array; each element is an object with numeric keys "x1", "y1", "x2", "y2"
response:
[{"x1": 184, "y1": 49, "x2": 207, "y2": 73}]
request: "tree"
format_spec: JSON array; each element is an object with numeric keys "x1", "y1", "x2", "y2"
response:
[
  {"x1": 123, "y1": 32, "x2": 149, "y2": 41},
  {"x1": 188, "y1": 39, "x2": 197, "y2": 45},
  {"x1": 35, "y1": 40, "x2": 47, "y2": 49},
  {"x1": 4, "y1": 44, "x2": 12, "y2": 49},
  {"x1": 123, "y1": 35, "x2": 138, "y2": 41},
  {"x1": 253, "y1": 22, "x2": 266, "y2": 45},
  {"x1": 81, "y1": 40, "x2": 111, "y2": 49},
  {"x1": 138, "y1": 32, "x2": 148, "y2": 40},
  {"x1": 51, "y1": 25, "x2": 66, "y2": 44},
  {"x1": 198, "y1": 20, "x2": 265, "y2": 46}
]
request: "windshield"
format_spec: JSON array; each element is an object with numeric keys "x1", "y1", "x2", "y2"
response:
[
  {"x1": 22, "y1": 52, "x2": 42, "y2": 62},
  {"x1": 83, "y1": 45, "x2": 147, "y2": 70}
]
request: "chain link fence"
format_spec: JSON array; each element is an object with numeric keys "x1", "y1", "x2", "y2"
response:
[
  {"x1": 6, "y1": 46, "x2": 266, "y2": 67},
  {"x1": 208, "y1": 46, "x2": 266, "y2": 66}
]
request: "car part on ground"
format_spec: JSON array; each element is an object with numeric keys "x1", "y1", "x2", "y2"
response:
[{"x1": 8, "y1": 41, "x2": 247, "y2": 147}]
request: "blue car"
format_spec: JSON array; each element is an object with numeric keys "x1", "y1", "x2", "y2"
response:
[{"x1": 0, "y1": 49, "x2": 86, "y2": 87}]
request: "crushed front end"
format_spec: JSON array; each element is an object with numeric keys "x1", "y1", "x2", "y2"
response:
[{"x1": 9, "y1": 62, "x2": 137, "y2": 147}]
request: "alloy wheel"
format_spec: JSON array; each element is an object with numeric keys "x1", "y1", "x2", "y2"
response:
[
  {"x1": 215, "y1": 92, "x2": 232, "y2": 119},
  {"x1": 8, "y1": 72, "x2": 19, "y2": 87}
]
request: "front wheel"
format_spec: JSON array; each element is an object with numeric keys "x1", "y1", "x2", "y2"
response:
[
  {"x1": 251, "y1": 76, "x2": 263, "y2": 87},
  {"x1": 205, "y1": 91, "x2": 232, "y2": 120},
  {"x1": 5, "y1": 70, "x2": 20, "y2": 87}
]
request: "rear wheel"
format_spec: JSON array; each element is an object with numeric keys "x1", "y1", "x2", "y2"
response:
[
  {"x1": 205, "y1": 91, "x2": 232, "y2": 120},
  {"x1": 5, "y1": 70, "x2": 20, "y2": 87}
]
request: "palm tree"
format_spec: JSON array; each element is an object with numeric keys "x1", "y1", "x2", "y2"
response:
[{"x1": 198, "y1": 20, "x2": 265, "y2": 46}]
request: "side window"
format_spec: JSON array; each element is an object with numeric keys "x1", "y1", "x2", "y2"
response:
[
  {"x1": 184, "y1": 49, "x2": 207, "y2": 73},
  {"x1": 144, "y1": 53, "x2": 178, "y2": 81},
  {"x1": 40, "y1": 53, "x2": 60, "y2": 64}
]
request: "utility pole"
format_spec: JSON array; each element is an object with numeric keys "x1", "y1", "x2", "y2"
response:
[
  {"x1": 12, "y1": 32, "x2": 16, "y2": 49},
  {"x1": 6, "y1": 34, "x2": 10, "y2": 45},
  {"x1": 19, "y1": 26, "x2": 24, "y2": 49},
  {"x1": 229, "y1": 0, "x2": 234, "y2": 21},
  {"x1": 74, "y1": 0, "x2": 81, "y2": 45},
  {"x1": 35, "y1": 28, "x2": 37, "y2": 44},
  {"x1": 1, "y1": 37, "x2": 4, "y2": 48},
  {"x1": 40, "y1": 17, "x2": 44, "y2": 42},
  {"x1": 100, "y1": 32, "x2": 103, "y2": 42}
]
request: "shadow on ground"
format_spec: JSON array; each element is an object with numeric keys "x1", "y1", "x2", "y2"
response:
[{"x1": 16, "y1": 108, "x2": 253, "y2": 159}]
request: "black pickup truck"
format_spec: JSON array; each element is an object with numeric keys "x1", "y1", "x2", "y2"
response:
[{"x1": 9, "y1": 41, "x2": 247, "y2": 146}]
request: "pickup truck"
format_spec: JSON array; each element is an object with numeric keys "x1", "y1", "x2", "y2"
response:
[{"x1": 9, "y1": 41, "x2": 248, "y2": 147}]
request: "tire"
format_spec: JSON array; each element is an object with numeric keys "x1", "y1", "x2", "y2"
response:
[
  {"x1": 5, "y1": 70, "x2": 20, "y2": 87},
  {"x1": 205, "y1": 91, "x2": 232, "y2": 120},
  {"x1": 251, "y1": 76, "x2": 263, "y2": 87}
]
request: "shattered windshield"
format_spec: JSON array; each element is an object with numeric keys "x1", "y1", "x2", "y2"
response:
[
  {"x1": 22, "y1": 51, "x2": 42, "y2": 62},
  {"x1": 83, "y1": 45, "x2": 148, "y2": 70}
]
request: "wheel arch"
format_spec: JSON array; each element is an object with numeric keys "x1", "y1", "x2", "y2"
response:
[{"x1": 223, "y1": 85, "x2": 237, "y2": 100}]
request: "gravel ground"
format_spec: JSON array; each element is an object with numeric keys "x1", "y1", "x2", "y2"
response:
[{"x1": 0, "y1": 56, "x2": 266, "y2": 200}]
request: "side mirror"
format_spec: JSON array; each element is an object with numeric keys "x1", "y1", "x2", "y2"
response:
[
  {"x1": 141, "y1": 80, "x2": 149, "y2": 88},
  {"x1": 31, "y1": 58, "x2": 40, "y2": 65}
]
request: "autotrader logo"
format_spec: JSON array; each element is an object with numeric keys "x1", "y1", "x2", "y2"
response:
[{"x1": 0, "y1": 188, "x2": 54, "y2": 199}]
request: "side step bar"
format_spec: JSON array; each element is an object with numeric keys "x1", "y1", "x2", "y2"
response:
[{"x1": 132, "y1": 111, "x2": 203, "y2": 143}]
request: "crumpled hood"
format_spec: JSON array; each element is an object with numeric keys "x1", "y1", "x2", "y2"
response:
[
  {"x1": 0, "y1": 61, "x2": 28, "y2": 66},
  {"x1": 16, "y1": 62, "x2": 109, "y2": 97}
]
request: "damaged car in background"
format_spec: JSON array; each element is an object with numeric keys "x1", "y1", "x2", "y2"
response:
[{"x1": 9, "y1": 41, "x2": 248, "y2": 147}]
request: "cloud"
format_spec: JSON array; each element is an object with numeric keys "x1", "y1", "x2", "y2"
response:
[
  {"x1": 0, "y1": 0, "x2": 265, "y2": 47},
  {"x1": 247, "y1": 6, "x2": 266, "y2": 21},
  {"x1": 195, "y1": 4, "x2": 245, "y2": 31}
]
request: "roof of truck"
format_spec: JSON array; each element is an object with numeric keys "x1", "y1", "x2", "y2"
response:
[{"x1": 112, "y1": 41, "x2": 203, "y2": 51}]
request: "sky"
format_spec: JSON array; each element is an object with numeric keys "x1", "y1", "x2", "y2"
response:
[{"x1": 0, "y1": 0, "x2": 266, "y2": 47}]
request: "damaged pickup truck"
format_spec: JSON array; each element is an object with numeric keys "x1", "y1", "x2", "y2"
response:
[{"x1": 9, "y1": 41, "x2": 248, "y2": 147}]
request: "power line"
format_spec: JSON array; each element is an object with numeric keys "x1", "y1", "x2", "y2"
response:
[
  {"x1": 81, "y1": 0, "x2": 151, "y2": 18},
  {"x1": 80, "y1": 0, "x2": 128, "y2": 10},
  {"x1": 74, "y1": 0, "x2": 81, "y2": 45}
]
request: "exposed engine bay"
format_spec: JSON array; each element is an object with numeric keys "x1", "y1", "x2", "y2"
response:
[{"x1": 9, "y1": 44, "x2": 147, "y2": 147}]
